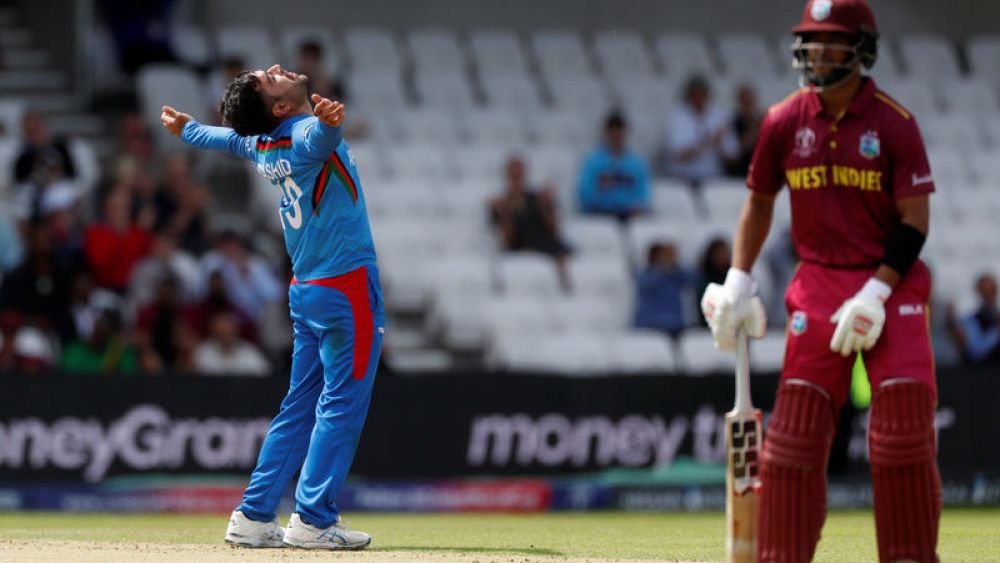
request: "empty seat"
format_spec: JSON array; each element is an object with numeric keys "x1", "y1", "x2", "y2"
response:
[
  {"x1": 470, "y1": 29, "x2": 531, "y2": 76},
  {"x1": 919, "y1": 115, "x2": 982, "y2": 152},
  {"x1": 528, "y1": 332, "x2": 615, "y2": 375},
  {"x1": 967, "y1": 35, "x2": 1000, "y2": 83},
  {"x1": 877, "y1": 77, "x2": 940, "y2": 117},
  {"x1": 678, "y1": 329, "x2": 733, "y2": 374},
  {"x1": 345, "y1": 28, "x2": 403, "y2": 75},
  {"x1": 278, "y1": 26, "x2": 342, "y2": 76},
  {"x1": 480, "y1": 71, "x2": 546, "y2": 113},
  {"x1": 453, "y1": 145, "x2": 516, "y2": 184},
  {"x1": 567, "y1": 256, "x2": 632, "y2": 308},
  {"x1": 609, "y1": 331, "x2": 675, "y2": 373},
  {"x1": 593, "y1": 31, "x2": 656, "y2": 80},
  {"x1": 498, "y1": 253, "x2": 563, "y2": 297},
  {"x1": 561, "y1": 217, "x2": 625, "y2": 259},
  {"x1": 717, "y1": 33, "x2": 780, "y2": 76},
  {"x1": 414, "y1": 72, "x2": 477, "y2": 110},
  {"x1": 383, "y1": 145, "x2": 455, "y2": 184},
  {"x1": 349, "y1": 73, "x2": 409, "y2": 111},
  {"x1": 409, "y1": 28, "x2": 466, "y2": 77},
  {"x1": 137, "y1": 64, "x2": 204, "y2": 146},
  {"x1": 0, "y1": 98, "x2": 25, "y2": 139},
  {"x1": 463, "y1": 109, "x2": 532, "y2": 147},
  {"x1": 425, "y1": 256, "x2": 494, "y2": 350},
  {"x1": 899, "y1": 35, "x2": 961, "y2": 79},
  {"x1": 655, "y1": 33, "x2": 715, "y2": 78},
  {"x1": 612, "y1": 75, "x2": 673, "y2": 117},
  {"x1": 546, "y1": 74, "x2": 611, "y2": 112},
  {"x1": 216, "y1": 26, "x2": 276, "y2": 71},
  {"x1": 394, "y1": 108, "x2": 465, "y2": 147},
  {"x1": 749, "y1": 332, "x2": 786, "y2": 373},
  {"x1": 532, "y1": 30, "x2": 593, "y2": 79},
  {"x1": 172, "y1": 24, "x2": 212, "y2": 67},
  {"x1": 940, "y1": 78, "x2": 1000, "y2": 116},
  {"x1": 522, "y1": 143, "x2": 581, "y2": 201},
  {"x1": 529, "y1": 111, "x2": 598, "y2": 154}
]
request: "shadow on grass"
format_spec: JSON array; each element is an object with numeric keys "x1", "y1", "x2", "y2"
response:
[{"x1": 382, "y1": 545, "x2": 563, "y2": 557}]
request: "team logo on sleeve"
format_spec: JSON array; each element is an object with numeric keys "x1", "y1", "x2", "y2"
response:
[
  {"x1": 811, "y1": 0, "x2": 832, "y2": 21},
  {"x1": 795, "y1": 127, "x2": 817, "y2": 157},
  {"x1": 790, "y1": 311, "x2": 808, "y2": 336},
  {"x1": 859, "y1": 131, "x2": 881, "y2": 160}
]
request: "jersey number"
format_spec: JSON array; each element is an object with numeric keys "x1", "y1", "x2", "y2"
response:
[{"x1": 279, "y1": 176, "x2": 303, "y2": 230}]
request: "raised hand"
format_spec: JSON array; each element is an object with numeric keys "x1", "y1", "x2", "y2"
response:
[
  {"x1": 311, "y1": 94, "x2": 345, "y2": 128},
  {"x1": 160, "y1": 106, "x2": 193, "y2": 137}
]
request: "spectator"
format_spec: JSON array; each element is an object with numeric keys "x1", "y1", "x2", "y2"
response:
[
  {"x1": 948, "y1": 273, "x2": 1000, "y2": 365},
  {"x1": 187, "y1": 270, "x2": 258, "y2": 343},
  {"x1": 128, "y1": 229, "x2": 201, "y2": 310},
  {"x1": 193, "y1": 311, "x2": 270, "y2": 376},
  {"x1": 491, "y1": 156, "x2": 572, "y2": 290},
  {"x1": 12, "y1": 112, "x2": 97, "y2": 219},
  {"x1": 69, "y1": 270, "x2": 122, "y2": 342},
  {"x1": 84, "y1": 188, "x2": 154, "y2": 292},
  {"x1": 154, "y1": 153, "x2": 212, "y2": 255},
  {"x1": 726, "y1": 83, "x2": 763, "y2": 177},
  {"x1": 0, "y1": 208, "x2": 24, "y2": 272},
  {"x1": 0, "y1": 221, "x2": 75, "y2": 341},
  {"x1": 134, "y1": 275, "x2": 197, "y2": 374},
  {"x1": 99, "y1": 0, "x2": 177, "y2": 74},
  {"x1": 633, "y1": 241, "x2": 695, "y2": 345},
  {"x1": 62, "y1": 310, "x2": 138, "y2": 376},
  {"x1": 117, "y1": 112, "x2": 156, "y2": 168},
  {"x1": 664, "y1": 75, "x2": 738, "y2": 215},
  {"x1": 697, "y1": 236, "x2": 732, "y2": 324},
  {"x1": 200, "y1": 229, "x2": 282, "y2": 323},
  {"x1": 578, "y1": 111, "x2": 651, "y2": 223}
]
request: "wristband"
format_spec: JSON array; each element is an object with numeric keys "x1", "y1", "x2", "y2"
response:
[{"x1": 883, "y1": 222, "x2": 926, "y2": 278}]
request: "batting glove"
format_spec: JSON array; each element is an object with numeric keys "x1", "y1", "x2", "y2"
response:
[
  {"x1": 701, "y1": 268, "x2": 767, "y2": 352},
  {"x1": 829, "y1": 278, "x2": 891, "y2": 356}
]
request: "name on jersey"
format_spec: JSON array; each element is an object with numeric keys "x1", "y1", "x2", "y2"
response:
[
  {"x1": 785, "y1": 165, "x2": 883, "y2": 192},
  {"x1": 257, "y1": 158, "x2": 293, "y2": 182}
]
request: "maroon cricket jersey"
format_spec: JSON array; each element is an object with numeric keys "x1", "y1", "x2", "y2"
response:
[{"x1": 748, "y1": 78, "x2": 934, "y2": 268}]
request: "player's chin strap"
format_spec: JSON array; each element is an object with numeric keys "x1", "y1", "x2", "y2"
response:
[{"x1": 791, "y1": 37, "x2": 866, "y2": 92}]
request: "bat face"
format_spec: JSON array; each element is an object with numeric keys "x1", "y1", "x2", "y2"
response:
[{"x1": 726, "y1": 409, "x2": 762, "y2": 562}]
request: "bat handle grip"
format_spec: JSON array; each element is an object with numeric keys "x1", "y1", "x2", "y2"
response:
[{"x1": 734, "y1": 327, "x2": 753, "y2": 412}]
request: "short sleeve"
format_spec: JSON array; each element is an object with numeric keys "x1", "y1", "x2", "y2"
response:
[
  {"x1": 746, "y1": 110, "x2": 785, "y2": 194},
  {"x1": 889, "y1": 116, "x2": 935, "y2": 199}
]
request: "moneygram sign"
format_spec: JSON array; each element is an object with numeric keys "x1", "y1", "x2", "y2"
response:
[{"x1": 0, "y1": 404, "x2": 269, "y2": 482}]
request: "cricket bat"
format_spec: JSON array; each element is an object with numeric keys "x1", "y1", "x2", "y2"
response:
[{"x1": 725, "y1": 328, "x2": 762, "y2": 563}]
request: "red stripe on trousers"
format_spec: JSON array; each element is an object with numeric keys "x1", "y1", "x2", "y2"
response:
[{"x1": 291, "y1": 267, "x2": 374, "y2": 380}]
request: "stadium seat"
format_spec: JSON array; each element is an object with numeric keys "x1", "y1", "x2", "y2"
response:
[
  {"x1": 899, "y1": 35, "x2": 962, "y2": 80},
  {"x1": 528, "y1": 332, "x2": 615, "y2": 375},
  {"x1": 877, "y1": 77, "x2": 941, "y2": 117},
  {"x1": 651, "y1": 178, "x2": 702, "y2": 222},
  {"x1": 702, "y1": 178, "x2": 751, "y2": 219},
  {"x1": 561, "y1": 217, "x2": 626, "y2": 259},
  {"x1": 497, "y1": 253, "x2": 563, "y2": 297},
  {"x1": 655, "y1": 33, "x2": 716, "y2": 78},
  {"x1": 612, "y1": 75, "x2": 674, "y2": 120},
  {"x1": 463, "y1": 109, "x2": 533, "y2": 147},
  {"x1": 452, "y1": 145, "x2": 515, "y2": 184},
  {"x1": 529, "y1": 111, "x2": 598, "y2": 154},
  {"x1": 547, "y1": 295, "x2": 628, "y2": 335},
  {"x1": 717, "y1": 33, "x2": 781, "y2": 76},
  {"x1": 546, "y1": 74, "x2": 612, "y2": 113},
  {"x1": 278, "y1": 26, "x2": 342, "y2": 76},
  {"x1": 593, "y1": 30, "x2": 657, "y2": 81},
  {"x1": 425, "y1": 256, "x2": 495, "y2": 351},
  {"x1": 344, "y1": 28, "x2": 403, "y2": 76},
  {"x1": 217, "y1": 26, "x2": 277, "y2": 71},
  {"x1": 609, "y1": 331, "x2": 676, "y2": 373},
  {"x1": 409, "y1": 28, "x2": 467, "y2": 77},
  {"x1": 866, "y1": 36, "x2": 905, "y2": 81},
  {"x1": 172, "y1": 24, "x2": 213, "y2": 67},
  {"x1": 136, "y1": 65, "x2": 205, "y2": 147},
  {"x1": 0, "y1": 98, "x2": 25, "y2": 140},
  {"x1": 678, "y1": 329, "x2": 734, "y2": 375},
  {"x1": 348, "y1": 73, "x2": 410, "y2": 111},
  {"x1": 925, "y1": 148, "x2": 972, "y2": 187},
  {"x1": 967, "y1": 35, "x2": 1000, "y2": 84},
  {"x1": 469, "y1": 29, "x2": 531, "y2": 76},
  {"x1": 393, "y1": 107, "x2": 466, "y2": 147},
  {"x1": 749, "y1": 332, "x2": 786, "y2": 373},
  {"x1": 567, "y1": 256, "x2": 632, "y2": 309},
  {"x1": 383, "y1": 145, "x2": 456, "y2": 185},
  {"x1": 919, "y1": 114, "x2": 982, "y2": 153},
  {"x1": 480, "y1": 71, "x2": 546, "y2": 113},
  {"x1": 522, "y1": 143, "x2": 581, "y2": 205},
  {"x1": 939, "y1": 78, "x2": 1000, "y2": 117},
  {"x1": 532, "y1": 30, "x2": 593, "y2": 79},
  {"x1": 0, "y1": 138, "x2": 17, "y2": 192},
  {"x1": 414, "y1": 71, "x2": 477, "y2": 111}
]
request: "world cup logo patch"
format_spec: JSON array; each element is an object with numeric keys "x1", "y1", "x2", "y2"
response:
[{"x1": 859, "y1": 131, "x2": 880, "y2": 160}]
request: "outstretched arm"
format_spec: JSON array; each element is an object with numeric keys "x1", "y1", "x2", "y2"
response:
[
  {"x1": 160, "y1": 106, "x2": 255, "y2": 162},
  {"x1": 299, "y1": 94, "x2": 345, "y2": 160}
]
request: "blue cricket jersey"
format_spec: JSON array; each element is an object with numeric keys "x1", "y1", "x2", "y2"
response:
[{"x1": 181, "y1": 115, "x2": 376, "y2": 281}]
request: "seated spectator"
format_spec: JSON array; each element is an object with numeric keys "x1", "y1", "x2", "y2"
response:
[
  {"x1": 578, "y1": 111, "x2": 651, "y2": 223},
  {"x1": 187, "y1": 270, "x2": 258, "y2": 343},
  {"x1": 664, "y1": 75, "x2": 738, "y2": 216},
  {"x1": 697, "y1": 236, "x2": 732, "y2": 324},
  {"x1": 0, "y1": 208, "x2": 24, "y2": 272},
  {"x1": 200, "y1": 229, "x2": 282, "y2": 323},
  {"x1": 69, "y1": 270, "x2": 122, "y2": 342},
  {"x1": 116, "y1": 112, "x2": 156, "y2": 169},
  {"x1": 491, "y1": 156, "x2": 572, "y2": 290},
  {"x1": 3, "y1": 322, "x2": 59, "y2": 374},
  {"x1": 135, "y1": 276, "x2": 197, "y2": 374},
  {"x1": 154, "y1": 153, "x2": 212, "y2": 255},
  {"x1": 633, "y1": 241, "x2": 694, "y2": 343},
  {"x1": 128, "y1": 229, "x2": 201, "y2": 310},
  {"x1": 62, "y1": 310, "x2": 138, "y2": 376},
  {"x1": 948, "y1": 273, "x2": 1000, "y2": 365},
  {"x1": 725, "y1": 83, "x2": 763, "y2": 177},
  {"x1": 0, "y1": 221, "x2": 75, "y2": 341},
  {"x1": 194, "y1": 311, "x2": 269, "y2": 376},
  {"x1": 84, "y1": 188, "x2": 154, "y2": 292}
]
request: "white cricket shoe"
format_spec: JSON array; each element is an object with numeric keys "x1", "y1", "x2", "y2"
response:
[
  {"x1": 282, "y1": 512, "x2": 371, "y2": 550},
  {"x1": 224, "y1": 510, "x2": 284, "y2": 548}
]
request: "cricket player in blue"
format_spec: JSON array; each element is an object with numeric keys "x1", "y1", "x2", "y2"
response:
[{"x1": 161, "y1": 64, "x2": 383, "y2": 550}]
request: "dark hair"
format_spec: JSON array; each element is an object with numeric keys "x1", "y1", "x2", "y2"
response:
[
  {"x1": 299, "y1": 40, "x2": 323, "y2": 58},
  {"x1": 684, "y1": 74, "x2": 710, "y2": 99},
  {"x1": 220, "y1": 71, "x2": 276, "y2": 136},
  {"x1": 604, "y1": 110, "x2": 627, "y2": 131}
]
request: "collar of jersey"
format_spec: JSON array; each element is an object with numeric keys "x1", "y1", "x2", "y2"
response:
[
  {"x1": 804, "y1": 77, "x2": 876, "y2": 119},
  {"x1": 269, "y1": 113, "x2": 312, "y2": 137}
]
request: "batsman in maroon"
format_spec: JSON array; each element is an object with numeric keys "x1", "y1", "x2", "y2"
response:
[{"x1": 700, "y1": 0, "x2": 940, "y2": 561}]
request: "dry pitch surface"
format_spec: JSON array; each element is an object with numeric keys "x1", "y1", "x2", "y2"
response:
[{"x1": 1, "y1": 510, "x2": 998, "y2": 562}]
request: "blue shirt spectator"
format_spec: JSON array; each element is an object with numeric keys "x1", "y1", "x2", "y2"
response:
[
  {"x1": 633, "y1": 242, "x2": 694, "y2": 337},
  {"x1": 578, "y1": 111, "x2": 651, "y2": 222},
  {"x1": 951, "y1": 273, "x2": 1000, "y2": 365}
]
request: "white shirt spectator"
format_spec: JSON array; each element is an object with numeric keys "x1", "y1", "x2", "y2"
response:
[
  {"x1": 664, "y1": 102, "x2": 738, "y2": 183},
  {"x1": 194, "y1": 340, "x2": 270, "y2": 376}
]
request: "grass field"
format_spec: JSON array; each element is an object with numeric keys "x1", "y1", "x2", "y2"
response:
[{"x1": 1, "y1": 509, "x2": 998, "y2": 562}]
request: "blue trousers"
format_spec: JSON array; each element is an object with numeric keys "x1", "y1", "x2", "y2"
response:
[{"x1": 238, "y1": 265, "x2": 384, "y2": 528}]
